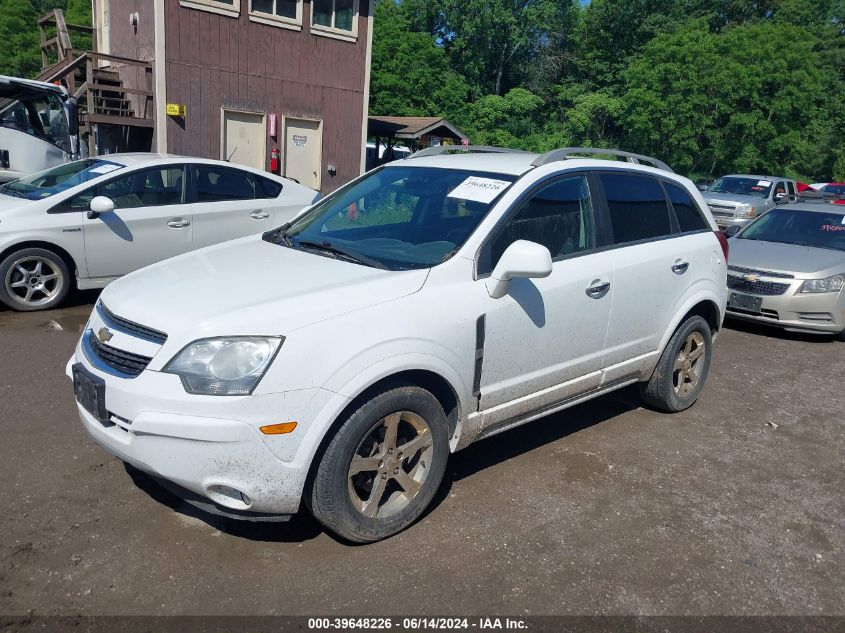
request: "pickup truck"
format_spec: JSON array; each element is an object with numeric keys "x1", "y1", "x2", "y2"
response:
[{"x1": 703, "y1": 174, "x2": 797, "y2": 229}]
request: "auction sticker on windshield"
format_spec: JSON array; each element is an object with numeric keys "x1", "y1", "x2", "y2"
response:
[
  {"x1": 90, "y1": 164, "x2": 122, "y2": 175},
  {"x1": 448, "y1": 177, "x2": 511, "y2": 204}
]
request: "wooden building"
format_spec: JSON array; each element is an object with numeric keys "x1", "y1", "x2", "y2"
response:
[{"x1": 82, "y1": 0, "x2": 373, "y2": 192}]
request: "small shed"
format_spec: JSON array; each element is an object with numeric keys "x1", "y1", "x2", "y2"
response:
[{"x1": 367, "y1": 116, "x2": 469, "y2": 169}]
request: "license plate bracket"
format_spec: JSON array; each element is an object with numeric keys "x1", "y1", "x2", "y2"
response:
[
  {"x1": 72, "y1": 363, "x2": 108, "y2": 422},
  {"x1": 728, "y1": 292, "x2": 763, "y2": 313}
]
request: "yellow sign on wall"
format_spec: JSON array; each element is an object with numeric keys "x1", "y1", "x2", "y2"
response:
[{"x1": 166, "y1": 103, "x2": 186, "y2": 117}]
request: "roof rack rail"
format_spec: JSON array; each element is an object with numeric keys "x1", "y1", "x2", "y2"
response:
[
  {"x1": 407, "y1": 145, "x2": 530, "y2": 159},
  {"x1": 531, "y1": 147, "x2": 673, "y2": 173}
]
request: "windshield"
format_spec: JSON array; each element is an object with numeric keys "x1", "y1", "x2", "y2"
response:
[
  {"x1": 738, "y1": 208, "x2": 845, "y2": 251},
  {"x1": 0, "y1": 159, "x2": 122, "y2": 200},
  {"x1": 273, "y1": 165, "x2": 518, "y2": 270},
  {"x1": 708, "y1": 176, "x2": 773, "y2": 198},
  {"x1": 0, "y1": 88, "x2": 70, "y2": 152}
]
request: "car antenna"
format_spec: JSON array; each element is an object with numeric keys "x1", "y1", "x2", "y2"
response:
[{"x1": 226, "y1": 146, "x2": 238, "y2": 162}]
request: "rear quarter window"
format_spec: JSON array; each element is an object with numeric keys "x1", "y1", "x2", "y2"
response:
[
  {"x1": 665, "y1": 182, "x2": 709, "y2": 232},
  {"x1": 600, "y1": 173, "x2": 673, "y2": 244},
  {"x1": 256, "y1": 176, "x2": 283, "y2": 198}
]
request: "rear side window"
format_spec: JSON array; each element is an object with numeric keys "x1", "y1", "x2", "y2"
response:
[
  {"x1": 665, "y1": 182, "x2": 709, "y2": 232},
  {"x1": 256, "y1": 176, "x2": 283, "y2": 198},
  {"x1": 600, "y1": 173, "x2": 672, "y2": 244},
  {"x1": 194, "y1": 165, "x2": 256, "y2": 202}
]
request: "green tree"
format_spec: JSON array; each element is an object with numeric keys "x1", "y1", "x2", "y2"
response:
[
  {"x1": 369, "y1": 0, "x2": 469, "y2": 117},
  {"x1": 622, "y1": 19, "x2": 841, "y2": 179}
]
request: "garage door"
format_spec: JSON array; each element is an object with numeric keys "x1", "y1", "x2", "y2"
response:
[
  {"x1": 222, "y1": 110, "x2": 266, "y2": 171},
  {"x1": 284, "y1": 118, "x2": 322, "y2": 190}
]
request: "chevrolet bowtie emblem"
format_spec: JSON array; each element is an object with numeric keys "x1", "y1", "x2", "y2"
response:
[
  {"x1": 97, "y1": 327, "x2": 113, "y2": 343},
  {"x1": 743, "y1": 274, "x2": 759, "y2": 282}
]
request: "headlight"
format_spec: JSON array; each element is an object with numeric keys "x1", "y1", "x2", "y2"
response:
[
  {"x1": 799, "y1": 274, "x2": 845, "y2": 294},
  {"x1": 163, "y1": 336, "x2": 283, "y2": 395},
  {"x1": 736, "y1": 203, "x2": 757, "y2": 219}
]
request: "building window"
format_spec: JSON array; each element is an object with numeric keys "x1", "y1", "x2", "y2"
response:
[
  {"x1": 250, "y1": 0, "x2": 303, "y2": 28},
  {"x1": 179, "y1": 0, "x2": 239, "y2": 18},
  {"x1": 311, "y1": 0, "x2": 358, "y2": 40}
]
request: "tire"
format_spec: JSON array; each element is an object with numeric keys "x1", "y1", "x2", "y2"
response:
[
  {"x1": 307, "y1": 382, "x2": 450, "y2": 543},
  {"x1": 639, "y1": 315, "x2": 713, "y2": 412},
  {"x1": 834, "y1": 329, "x2": 845, "y2": 342},
  {"x1": 0, "y1": 247, "x2": 71, "y2": 312}
]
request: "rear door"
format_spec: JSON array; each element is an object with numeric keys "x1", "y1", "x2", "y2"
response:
[
  {"x1": 82, "y1": 164, "x2": 192, "y2": 278},
  {"x1": 596, "y1": 172, "x2": 690, "y2": 381},
  {"x1": 188, "y1": 163, "x2": 276, "y2": 248}
]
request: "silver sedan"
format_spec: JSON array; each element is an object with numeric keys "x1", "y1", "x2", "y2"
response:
[{"x1": 725, "y1": 202, "x2": 845, "y2": 339}]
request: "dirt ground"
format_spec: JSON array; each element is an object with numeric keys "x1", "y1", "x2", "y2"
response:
[{"x1": 0, "y1": 291, "x2": 842, "y2": 617}]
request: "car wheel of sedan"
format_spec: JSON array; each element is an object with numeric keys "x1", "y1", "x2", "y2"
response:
[
  {"x1": 0, "y1": 248, "x2": 71, "y2": 312},
  {"x1": 639, "y1": 315, "x2": 713, "y2": 412},
  {"x1": 308, "y1": 383, "x2": 449, "y2": 543}
]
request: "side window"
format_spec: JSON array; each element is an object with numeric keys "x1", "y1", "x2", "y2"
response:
[
  {"x1": 665, "y1": 182, "x2": 709, "y2": 232},
  {"x1": 774, "y1": 181, "x2": 786, "y2": 196},
  {"x1": 600, "y1": 173, "x2": 672, "y2": 244},
  {"x1": 50, "y1": 187, "x2": 96, "y2": 214},
  {"x1": 256, "y1": 176, "x2": 283, "y2": 198},
  {"x1": 194, "y1": 165, "x2": 257, "y2": 202},
  {"x1": 481, "y1": 175, "x2": 594, "y2": 274},
  {"x1": 101, "y1": 166, "x2": 186, "y2": 209}
]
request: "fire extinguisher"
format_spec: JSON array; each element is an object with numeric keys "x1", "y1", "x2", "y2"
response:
[{"x1": 270, "y1": 146, "x2": 280, "y2": 174}]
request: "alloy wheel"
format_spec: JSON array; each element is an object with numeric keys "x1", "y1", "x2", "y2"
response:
[
  {"x1": 347, "y1": 411, "x2": 434, "y2": 519},
  {"x1": 673, "y1": 331, "x2": 705, "y2": 397},
  {"x1": 4, "y1": 256, "x2": 64, "y2": 308}
]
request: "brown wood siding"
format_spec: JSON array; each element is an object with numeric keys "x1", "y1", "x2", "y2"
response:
[{"x1": 164, "y1": 0, "x2": 370, "y2": 193}]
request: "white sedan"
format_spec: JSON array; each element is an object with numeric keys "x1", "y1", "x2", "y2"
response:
[{"x1": 0, "y1": 154, "x2": 318, "y2": 311}]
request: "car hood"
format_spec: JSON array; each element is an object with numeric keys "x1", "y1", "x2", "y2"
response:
[
  {"x1": 703, "y1": 193, "x2": 767, "y2": 206},
  {"x1": 729, "y1": 238, "x2": 845, "y2": 276},
  {"x1": 99, "y1": 235, "x2": 430, "y2": 339}
]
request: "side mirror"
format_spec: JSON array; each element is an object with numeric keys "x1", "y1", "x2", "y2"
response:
[
  {"x1": 64, "y1": 98, "x2": 79, "y2": 136},
  {"x1": 724, "y1": 225, "x2": 741, "y2": 238},
  {"x1": 485, "y1": 240, "x2": 553, "y2": 299},
  {"x1": 774, "y1": 192, "x2": 788, "y2": 204},
  {"x1": 88, "y1": 196, "x2": 115, "y2": 219}
]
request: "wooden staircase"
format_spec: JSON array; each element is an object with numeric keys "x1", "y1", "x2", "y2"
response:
[{"x1": 37, "y1": 10, "x2": 154, "y2": 155}]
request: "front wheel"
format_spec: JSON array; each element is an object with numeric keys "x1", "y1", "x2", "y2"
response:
[
  {"x1": 0, "y1": 247, "x2": 71, "y2": 311},
  {"x1": 307, "y1": 383, "x2": 449, "y2": 543},
  {"x1": 639, "y1": 315, "x2": 713, "y2": 412}
]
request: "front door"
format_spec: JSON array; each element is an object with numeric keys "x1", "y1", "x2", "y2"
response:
[
  {"x1": 222, "y1": 110, "x2": 266, "y2": 171},
  {"x1": 284, "y1": 118, "x2": 322, "y2": 190},
  {"x1": 82, "y1": 165, "x2": 193, "y2": 278},
  {"x1": 477, "y1": 174, "x2": 613, "y2": 416}
]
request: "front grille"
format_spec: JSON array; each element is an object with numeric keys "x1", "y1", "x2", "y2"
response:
[
  {"x1": 98, "y1": 303, "x2": 167, "y2": 345},
  {"x1": 728, "y1": 265, "x2": 794, "y2": 280},
  {"x1": 708, "y1": 204, "x2": 736, "y2": 218},
  {"x1": 87, "y1": 331, "x2": 152, "y2": 377},
  {"x1": 727, "y1": 275, "x2": 790, "y2": 296}
]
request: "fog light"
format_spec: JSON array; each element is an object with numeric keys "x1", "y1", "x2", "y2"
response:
[{"x1": 208, "y1": 484, "x2": 250, "y2": 507}]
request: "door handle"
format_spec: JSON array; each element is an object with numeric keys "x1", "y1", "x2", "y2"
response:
[
  {"x1": 250, "y1": 210, "x2": 270, "y2": 220},
  {"x1": 167, "y1": 218, "x2": 191, "y2": 228},
  {"x1": 671, "y1": 259, "x2": 690, "y2": 275},
  {"x1": 586, "y1": 280, "x2": 611, "y2": 299}
]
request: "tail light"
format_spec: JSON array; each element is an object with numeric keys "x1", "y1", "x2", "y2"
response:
[{"x1": 714, "y1": 230, "x2": 729, "y2": 260}]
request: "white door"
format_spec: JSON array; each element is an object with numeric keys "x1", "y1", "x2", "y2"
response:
[
  {"x1": 97, "y1": 0, "x2": 111, "y2": 56},
  {"x1": 189, "y1": 163, "x2": 275, "y2": 248},
  {"x1": 222, "y1": 110, "x2": 266, "y2": 171},
  {"x1": 81, "y1": 165, "x2": 193, "y2": 278},
  {"x1": 597, "y1": 172, "x2": 690, "y2": 376},
  {"x1": 284, "y1": 118, "x2": 322, "y2": 190},
  {"x1": 478, "y1": 175, "x2": 613, "y2": 412}
]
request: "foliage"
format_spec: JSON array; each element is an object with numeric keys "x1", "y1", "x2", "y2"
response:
[
  {"x1": 0, "y1": 0, "x2": 92, "y2": 78},
  {"x1": 369, "y1": 0, "x2": 845, "y2": 180}
]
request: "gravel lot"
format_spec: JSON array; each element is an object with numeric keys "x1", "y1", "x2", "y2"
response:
[{"x1": 0, "y1": 292, "x2": 842, "y2": 617}]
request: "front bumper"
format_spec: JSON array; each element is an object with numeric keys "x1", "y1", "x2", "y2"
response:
[
  {"x1": 714, "y1": 216, "x2": 753, "y2": 230},
  {"x1": 725, "y1": 283, "x2": 845, "y2": 335},
  {"x1": 67, "y1": 344, "x2": 338, "y2": 517}
]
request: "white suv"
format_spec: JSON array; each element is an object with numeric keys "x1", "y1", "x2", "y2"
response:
[{"x1": 67, "y1": 147, "x2": 729, "y2": 542}]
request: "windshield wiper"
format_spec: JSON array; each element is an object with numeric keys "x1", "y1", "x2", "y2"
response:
[
  {"x1": 295, "y1": 239, "x2": 388, "y2": 269},
  {"x1": 0, "y1": 184, "x2": 23, "y2": 198}
]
